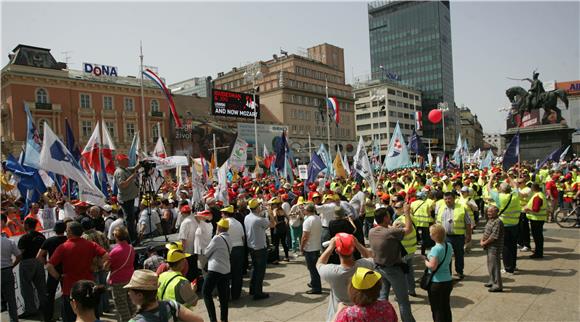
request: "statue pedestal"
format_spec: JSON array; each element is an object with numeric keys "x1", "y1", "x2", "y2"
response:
[{"x1": 503, "y1": 124, "x2": 574, "y2": 161}]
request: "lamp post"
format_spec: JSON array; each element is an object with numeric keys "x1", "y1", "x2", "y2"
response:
[
  {"x1": 243, "y1": 62, "x2": 263, "y2": 162},
  {"x1": 438, "y1": 102, "x2": 449, "y2": 156}
]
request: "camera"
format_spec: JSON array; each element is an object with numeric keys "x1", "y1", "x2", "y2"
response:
[{"x1": 139, "y1": 160, "x2": 157, "y2": 173}]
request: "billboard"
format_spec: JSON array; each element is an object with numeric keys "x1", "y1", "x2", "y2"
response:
[
  {"x1": 212, "y1": 89, "x2": 260, "y2": 119},
  {"x1": 237, "y1": 123, "x2": 288, "y2": 155}
]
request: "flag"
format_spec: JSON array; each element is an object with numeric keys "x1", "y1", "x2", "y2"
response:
[
  {"x1": 306, "y1": 152, "x2": 326, "y2": 184},
  {"x1": 343, "y1": 152, "x2": 351, "y2": 177},
  {"x1": 333, "y1": 149, "x2": 347, "y2": 178},
  {"x1": 472, "y1": 149, "x2": 481, "y2": 163},
  {"x1": 81, "y1": 122, "x2": 102, "y2": 173},
  {"x1": 275, "y1": 131, "x2": 288, "y2": 172},
  {"x1": 560, "y1": 145, "x2": 570, "y2": 161},
  {"x1": 209, "y1": 153, "x2": 217, "y2": 180},
  {"x1": 452, "y1": 133, "x2": 463, "y2": 165},
  {"x1": 383, "y1": 123, "x2": 412, "y2": 171},
  {"x1": 101, "y1": 120, "x2": 116, "y2": 174},
  {"x1": 153, "y1": 136, "x2": 167, "y2": 158},
  {"x1": 128, "y1": 131, "x2": 140, "y2": 167},
  {"x1": 190, "y1": 161, "x2": 205, "y2": 210},
  {"x1": 436, "y1": 155, "x2": 441, "y2": 172},
  {"x1": 462, "y1": 138, "x2": 469, "y2": 163},
  {"x1": 284, "y1": 155, "x2": 294, "y2": 184},
  {"x1": 317, "y1": 143, "x2": 333, "y2": 176},
  {"x1": 142, "y1": 68, "x2": 182, "y2": 128},
  {"x1": 407, "y1": 129, "x2": 427, "y2": 159},
  {"x1": 4, "y1": 154, "x2": 45, "y2": 201},
  {"x1": 39, "y1": 122, "x2": 105, "y2": 206},
  {"x1": 537, "y1": 146, "x2": 561, "y2": 170},
  {"x1": 502, "y1": 132, "x2": 520, "y2": 171},
  {"x1": 217, "y1": 161, "x2": 229, "y2": 205},
  {"x1": 23, "y1": 105, "x2": 42, "y2": 168},
  {"x1": 327, "y1": 97, "x2": 340, "y2": 125},
  {"x1": 228, "y1": 137, "x2": 248, "y2": 170},
  {"x1": 99, "y1": 152, "x2": 109, "y2": 199},
  {"x1": 354, "y1": 136, "x2": 376, "y2": 193},
  {"x1": 415, "y1": 111, "x2": 423, "y2": 130},
  {"x1": 480, "y1": 150, "x2": 494, "y2": 170},
  {"x1": 65, "y1": 119, "x2": 81, "y2": 162}
]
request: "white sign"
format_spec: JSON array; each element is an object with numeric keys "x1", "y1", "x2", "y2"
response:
[{"x1": 298, "y1": 164, "x2": 308, "y2": 179}]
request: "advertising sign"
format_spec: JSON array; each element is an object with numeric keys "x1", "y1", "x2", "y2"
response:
[
  {"x1": 212, "y1": 89, "x2": 260, "y2": 119},
  {"x1": 237, "y1": 123, "x2": 289, "y2": 155},
  {"x1": 83, "y1": 63, "x2": 118, "y2": 77},
  {"x1": 298, "y1": 164, "x2": 309, "y2": 179}
]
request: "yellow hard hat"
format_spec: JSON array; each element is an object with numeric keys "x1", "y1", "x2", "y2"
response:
[
  {"x1": 221, "y1": 205, "x2": 234, "y2": 213},
  {"x1": 165, "y1": 241, "x2": 184, "y2": 251},
  {"x1": 297, "y1": 196, "x2": 305, "y2": 205},
  {"x1": 217, "y1": 218, "x2": 230, "y2": 229},
  {"x1": 351, "y1": 267, "x2": 382, "y2": 290},
  {"x1": 166, "y1": 249, "x2": 191, "y2": 263},
  {"x1": 268, "y1": 197, "x2": 281, "y2": 204},
  {"x1": 248, "y1": 198, "x2": 261, "y2": 209}
]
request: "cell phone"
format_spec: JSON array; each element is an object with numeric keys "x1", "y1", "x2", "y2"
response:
[{"x1": 322, "y1": 241, "x2": 331, "y2": 248}]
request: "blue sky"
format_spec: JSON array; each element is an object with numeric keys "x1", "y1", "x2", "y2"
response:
[{"x1": 2, "y1": 1, "x2": 578, "y2": 133}]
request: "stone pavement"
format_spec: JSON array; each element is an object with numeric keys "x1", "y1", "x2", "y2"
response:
[{"x1": 5, "y1": 222, "x2": 579, "y2": 321}]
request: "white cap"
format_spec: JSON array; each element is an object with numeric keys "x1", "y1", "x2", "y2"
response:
[
  {"x1": 442, "y1": 175, "x2": 448, "y2": 181},
  {"x1": 102, "y1": 204, "x2": 113, "y2": 213}
]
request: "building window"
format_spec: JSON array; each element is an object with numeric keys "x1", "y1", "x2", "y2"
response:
[
  {"x1": 105, "y1": 121, "x2": 116, "y2": 138},
  {"x1": 81, "y1": 120, "x2": 92, "y2": 137},
  {"x1": 103, "y1": 96, "x2": 113, "y2": 110},
  {"x1": 126, "y1": 123, "x2": 136, "y2": 139},
  {"x1": 124, "y1": 97, "x2": 134, "y2": 111},
  {"x1": 357, "y1": 124, "x2": 372, "y2": 131},
  {"x1": 80, "y1": 94, "x2": 91, "y2": 109},
  {"x1": 36, "y1": 88, "x2": 48, "y2": 104},
  {"x1": 152, "y1": 125, "x2": 160, "y2": 141},
  {"x1": 150, "y1": 99, "x2": 159, "y2": 112},
  {"x1": 37, "y1": 119, "x2": 50, "y2": 138}
]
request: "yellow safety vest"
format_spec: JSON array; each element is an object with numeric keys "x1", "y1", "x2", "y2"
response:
[
  {"x1": 458, "y1": 196, "x2": 475, "y2": 223},
  {"x1": 564, "y1": 182, "x2": 575, "y2": 199},
  {"x1": 157, "y1": 271, "x2": 191, "y2": 306},
  {"x1": 518, "y1": 187, "x2": 531, "y2": 208},
  {"x1": 499, "y1": 193, "x2": 521, "y2": 226},
  {"x1": 365, "y1": 203, "x2": 376, "y2": 218},
  {"x1": 526, "y1": 192, "x2": 547, "y2": 221},
  {"x1": 411, "y1": 199, "x2": 433, "y2": 227},
  {"x1": 394, "y1": 216, "x2": 417, "y2": 255},
  {"x1": 436, "y1": 204, "x2": 467, "y2": 235}
]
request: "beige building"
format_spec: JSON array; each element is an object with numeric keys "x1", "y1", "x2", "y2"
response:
[
  {"x1": 353, "y1": 79, "x2": 422, "y2": 156},
  {"x1": 483, "y1": 133, "x2": 505, "y2": 153},
  {"x1": 459, "y1": 106, "x2": 484, "y2": 150},
  {"x1": 212, "y1": 43, "x2": 356, "y2": 163}
]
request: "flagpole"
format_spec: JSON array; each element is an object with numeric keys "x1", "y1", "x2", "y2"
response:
[
  {"x1": 140, "y1": 41, "x2": 148, "y2": 155},
  {"x1": 308, "y1": 132, "x2": 312, "y2": 163},
  {"x1": 325, "y1": 77, "x2": 332, "y2": 165}
]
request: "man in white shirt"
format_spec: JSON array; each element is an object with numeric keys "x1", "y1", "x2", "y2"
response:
[
  {"x1": 137, "y1": 199, "x2": 162, "y2": 239},
  {"x1": 316, "y1": 195, "x2": 342, "y2": 244},
  {"x1": 300, "y1": 204, "x2": 322, "y2": 294},
  {"x1": 107, "y1": 208, "x2": 126, "y2": 241},
  {"x1": 222, "y1": 205, "x2": 245, "y2": 300},
  {"x1": 178, "y1": 205, "x2": 200, "y2": 282}
]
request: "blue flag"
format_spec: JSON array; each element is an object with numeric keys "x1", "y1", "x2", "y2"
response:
[
  {"x1": 23, "y1": 105, "x2": 42, "y2": 169},
  {"x1": 317, "y1": 144, "x2": 333, "y2": 176},
  {"x1": 99, "y1": 153, "x2": 110, "y2": 199},
  {"x1": 408, "y1": 129, "x2": 427, "y2": 159},
  {"x1": 306, "y1": 152, "x2": 327, "y2": 184},
  {"x1": 128, "y1": 131, "x2": 140, "y2": 167},
  {"x1": 275, "y1": 131, "x2": 288, "y2": 172},
  {"x1": 502, "y1": 132, "x2": 520, "y2": 171},
  {"x1": 536, "y1": 146, "x2": 562, "y2": 170},
  {"x1": 480, "y1": 150, "x2": 494, "y2": 170},
  {"x1": 65, "y1": 119, "x2": 82, "y2": 162},
  {"x1": 383, "y1": 122, "x2": 412, "y2": 171}
]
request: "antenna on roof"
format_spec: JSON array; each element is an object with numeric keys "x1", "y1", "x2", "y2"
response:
[{"x1": 61, "y1": 50, "x2": 73, "y2": 67}]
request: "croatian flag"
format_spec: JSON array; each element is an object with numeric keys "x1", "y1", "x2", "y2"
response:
[
  {"x1": 327, "y1": 97, "x2": 340, "y2": 125},
  {"x1": 143, "y1": 68, "x2": 183, "y2": 128},
  {"x1": 81, "y1": 122, "x2": 102, "y2": 174}
]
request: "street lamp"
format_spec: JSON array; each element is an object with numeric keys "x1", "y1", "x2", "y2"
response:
[
  {"x1": 243, "y1": 62, "x2": 263, "y2": 160},
  {"x1": 438, "y1": 102, "x2": 449, "y2": 156}
]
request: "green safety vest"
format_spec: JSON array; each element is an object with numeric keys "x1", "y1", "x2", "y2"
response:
[
  {"x1": 157, "y1": 271, "x2": 190, "y2": 305},
  {"x1": 499, "y1": 193, "x2": 521, "y2": 226},
  {"x1": 526, "y1": 192, "x2": 548, "y2": 221},
  {"x1": 394, "y1": 216, "x2": 417, "y2": 255},
  {"x1": 411, "y1": 199, "x2": 433, "y2": 227},
  {"x1": 436, "y1": 203, "x2": 467, "y2": 235}
]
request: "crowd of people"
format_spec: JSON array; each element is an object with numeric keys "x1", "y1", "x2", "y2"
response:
[{"x1": 2, "y1": 153, "x2": 580, "y2": 322}]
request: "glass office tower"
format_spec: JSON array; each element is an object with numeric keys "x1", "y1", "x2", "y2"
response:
[{"x1": 369, "y1": 0, "x2": 457, "y2": 152}]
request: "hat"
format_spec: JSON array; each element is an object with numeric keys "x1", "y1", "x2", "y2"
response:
[
  {"x1": 206, "y1": 197, "x2": 217, "y2": 205},
  {"x1": 217, "y1": 218, "x2": 229, "y2": 229},
  {"x1": 102, "y1": 204, "x2": 113, "y2": 213},
  {"x1": 248, "y1": 198, "x2": 261, "y2": 209},
  {"x1": 460, "y1": 186, "x2": 470, "y2": 193},
  {"x1": 335, "y1": 233, "x2": 355, "y2": 256},
  {"x1": 351, "y1": 267, "x2": 382, "y2": 290},
  {"x1": 283, "y1": 183, "x2": 291, "y2": 189},
  {"x1": 124, "y1": 269, "x2": 159, "y2": 291},
  {"x1": 380, "y1": 194, "x2": 390, "y2": 201},
  {"x1": 196, "y1": 209, "x2": 212, "y2": 218},
  {"x1": 312, "y1": 193, "x2": 321, "y2": 199},
  {"x1": 166, "y1": 248, "x2": 191, "y2": 263},
  {"x1": 116, "y1": 154, "x2": 129, "y2": 161},
  {"x1": 74, "y1": 200, "x2": 89, "y2": 207},
  {"x1": 296, "y1": 196, "x2": 305, "y2": 205},
  {"x1": 221, "y1": 205, "x2": 234, "y2": 213},
  {"x1": 165, "y1": 241, "x2": 184, "y2": 251},
  {"x1": 441, "y1": 175, "x2": 449, "y2": 181},
  {"x1": 268, "y1": 197, "x2": 281, "y2": 204},
  {"x1": 180, "y1": 205, "x2": 192, "y2": 213}
]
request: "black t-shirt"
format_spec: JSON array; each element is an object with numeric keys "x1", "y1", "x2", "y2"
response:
[
  {"x1": 41, "y1": 235, "x2": 68, "y2": 258},
  {"x1": 18, "y1": 231, "x2": 46, "y2": 259}
]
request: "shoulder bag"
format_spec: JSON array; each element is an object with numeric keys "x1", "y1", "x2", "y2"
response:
[{"x1": 420, "y1": 243, "x2": 449, "y2": 291}]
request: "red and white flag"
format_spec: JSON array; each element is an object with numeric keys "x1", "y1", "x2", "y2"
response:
[
  {"x1": 153, "y1": 137, "x2": 167, "y2": 159},
  {"x1": 81, "y1": 122, "x2": 101, "y2": 173},
  {"x1": 101, "y1": 120, "x2": 116, "y2": 174},
  {"x1": 415, "y1": 111, "x2": 423, "y2": 130}
]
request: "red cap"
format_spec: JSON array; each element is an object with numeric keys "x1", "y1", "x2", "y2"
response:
[
  {"x1": 281, "y1": 194, "x2": 289, "y2": 201},
  {"x1": 335, "y1": 233, "x2": 355, "y2": 256},
  {"x1": 180, "y1": 205, "x2": 192, "y2": 213},
  {"x1": 565, "y1": 173, "x2": 572, "y2": 180},
  {"x1": 116, "y1": 154, "x2": 129, "y2": 161},
  {"x1": 325, "y1": 182, "x2": 331, "y2": 188},
  {"x1": 74, "y1": 200, "x2": 89, "y2": 207},
  {"x1": 381, "y1": 194, "x2": 391, "y2": 201},
  {"x1": 407, "y1": 188, "x2": 417, "y2": 196}
]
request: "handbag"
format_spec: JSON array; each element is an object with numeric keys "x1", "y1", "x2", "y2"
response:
[{"x1": 420, "y1": 243, "x2": 449, "y2": 291}]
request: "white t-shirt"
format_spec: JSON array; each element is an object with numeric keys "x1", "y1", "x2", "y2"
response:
[
  {"x1": 138, "y1": 209, "x2": 161, "y2": 235},
  {"x1": 107, "y1": 218, "x2": 125, "y2": 240},
  {"x1": 226, "y1": 217, "x2": 245, "y2": 248},
  {"x1": 316, "y1": 203, "x2": 338, "y2": 227},
  {"x1": 194, "y1": 220, "x2": 213, "y2": 255},
  {"x1": 178, "y1": 216, "x2": 198, "y2": 254},
  {"x1": 302, "y1": 215, "x2": 322, "y2": 252}
]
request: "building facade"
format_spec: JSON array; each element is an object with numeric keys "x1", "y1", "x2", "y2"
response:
[
  {"x1": 353, "y1": 79, "x2": 421, "y2": 156},
  {"x1": 212, "y1": 43, "x2": 356, "y2": 163},
  {"x1": 368, "y1": 0, "x2": 459, "y2": 153},
  {"x1": 555, "y1": 80, "x2": 580, "y2": 153},
  {"x1": 459, "y1": 106, "x2": 484, "y2": 150},
  {"x1": 168, "y1": 76, "x2": 212, "y2": 97},
  {"x1": 483, "y1": 133, "x2": 505, "y2": 153},
  {"x1": 1, "y1": 44, "x2": 172, "y2": 157}
]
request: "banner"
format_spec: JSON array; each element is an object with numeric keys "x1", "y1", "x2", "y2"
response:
[
  {"x1": 212, "y1": 89, "x2": 260, "y2": 119},
  {"x1": 298, "y1": 164, "x2": 308, "y2": 180},
  {"x1": 145, "y1": 156, "x2": 189, "y2": 171},
  {"x1": 383, "y1": 123, "x2": 412, "y2": 171},
  {"x1": 228, "y1": 137, "x2": 249, "y2": 169},
  {"x1": 354, "y1": 136, "x2": 376, "y2": 193}
]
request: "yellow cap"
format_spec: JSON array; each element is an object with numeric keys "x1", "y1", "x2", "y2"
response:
[
  {"x1": 332, "y1": 194, "x2": 341, "y2": 201},
  {"x1": 297, "y1": 196, "x2": 305, "y2": 205},
  {"x1": 217, "y1": 218, "x2": 230, "y2": 229},
  {"x1": 165, "y1": 241, "x2": 184, "y2": 251},
  {"x1": 351, "y1": 267, "x2": 382, "y2": 290},
  {"x1": 268, "y1": 197, "x2": 281, "y2": 204},
  {"x1": 166, "y1": 249, "x2": 191, "y2": 263},
  {"x1": 221, "y1": 205, "x2": 234, "y2": 213},
  {"x1": 248, "y1": 198, "x2": 261, "y2": 209}
]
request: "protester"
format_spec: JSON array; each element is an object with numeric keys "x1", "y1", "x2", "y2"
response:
[
  {"x1": 109, "y1": 227, "x2": 137, "y2": 322},
  {"x1": 333, "y1": 267, "x2": 398, "y2": 322},
  {"x1": 288, "y1": 196, "x2": 305, "y2": 255},
  {"x1": 410, "y1": 191, "x2": 434, "y2": 256},
  {"x1": 114, "y1": 154, "x2": 141, "y2": 244},
  {"x1": 203, "y1": 218, "x2": 232, "y2": 322},
  {"x1": 393, "y1": 204, "x2": 418, "y2": 297},
  {"x1": 137, "y1": 198, "x2": 162, "y2": 240},
  {"x1": 124, "y1": 269, "x2": 203, "y2": 322},
  {"x1": 24, "y1": 203, "x2": 44, "y2": 231},
  {"x1": 157, "y1": 248, "x2": 198, "y2": 308},
  {"x1": 523, "y1": 183, "x2": 548, "y2": 258},
  {"x1": 480, "y1": 206, "x2": 504, "y2": 292},
  {"x1": 143, "y1": 246, "x2": 165, "y2": 272},
  {"x1": 18, "y1": 217, "x2": 47, "y2": 318},
  {"x1": 178, "y1": 205, "x2": 200, "y2": 281},
  {"x1": 103, "y1": 204, "x2": 117, "y2": 240},
  {"x1": 301, "y1": 203, "x2": 323, "y2": 294},
  {"x1": 424, "y1": 224, "x2": 453, "y2": 322},
  {"x1": 269, "y1": 197, "x2": 290, "y2": 263},
  {"x1": 70, "y1": 280, "x2": 106, "y2": 322},
  {"x1": 1, "y1": 214, "x2": 21, "y2": 322},
  {"x1": 222, "y1": 205, "x2": 245, "y2": 300},
  {"x1": 82, "y1": 216, "x2": 111, "y2": 315}
]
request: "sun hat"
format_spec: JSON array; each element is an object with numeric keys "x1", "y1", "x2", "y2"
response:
[
  {"x1": 123, "y1": 269, "x2": 159, "y2": 290},
  {"x1": 351, "y1": 267, "x2": 382, "y2": 290}
]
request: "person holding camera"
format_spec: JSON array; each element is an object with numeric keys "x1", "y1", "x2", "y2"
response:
[{"x1": 113, "y1": 154, "x2": 141, "y2": 244}]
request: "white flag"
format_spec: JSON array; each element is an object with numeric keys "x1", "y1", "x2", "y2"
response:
[
  {"x1": 40, "y1": 122, "x2": 105, "y2": 206},
  {"x1": 216, "y1": 161, "x2": 229, "y2": 205},
  {"x1": 343, "y1": 151, "x2": 351, "y2": 176},
  {"x1": 153, "y1": 136, "x2": 167, "y2": 158},
  {"x1": 191, "y1": 162, "x2": 205, "y2": 207},
  {"x1": 229, "y1": 137, "x2": 248, "y2": 169},
  {"x1": 353, "y1": 136, "x2": 376, "y2": 193}
]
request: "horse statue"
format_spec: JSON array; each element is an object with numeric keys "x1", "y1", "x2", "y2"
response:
[{"x1": 506, "y1": 86, "x2": 569, "y2": 125}]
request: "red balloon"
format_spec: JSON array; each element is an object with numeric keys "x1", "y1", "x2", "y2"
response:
[{"x1": 428, "y1": 109, "x2": 443, "y2": 123}]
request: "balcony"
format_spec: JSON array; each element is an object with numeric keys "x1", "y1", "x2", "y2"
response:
[
  {"x1": 35, "y1": 102, "x2": 52, "y2": 110},
  {"x1": 150, "y1": 111, "x2": 164, "y2": 118}
]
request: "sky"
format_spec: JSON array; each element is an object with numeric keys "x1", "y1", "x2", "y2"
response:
[{"x1": 1, "y1": 0, "x2": 579, "y2": 134}]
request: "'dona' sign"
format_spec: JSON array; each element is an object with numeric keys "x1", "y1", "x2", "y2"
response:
[{"x1": 83, "y1": 63, "x2": 118, "y2": 77}]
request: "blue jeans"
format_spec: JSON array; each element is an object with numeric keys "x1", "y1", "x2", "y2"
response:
[
  {"x1": 290, "y1": 225, "x2": 302, "y2": 252},
  {"x1": 375, "y1": 265, "x2": 416, "y2": 322},
  {"x1": 304, "y1": 250, "x2": 321, "y2": 291},
  {"x1": 403, "y1": 254, "x2": 416, "y2": 294},
  {"x1": 446, "y1": 235, "x2": 465, "y2": 275},
  {"x1": 93, "y1": 270, "x2": 109, "y2": 315},
  {"x1": 249, "y1": 248, "x2": 268, "y2": 296}
]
